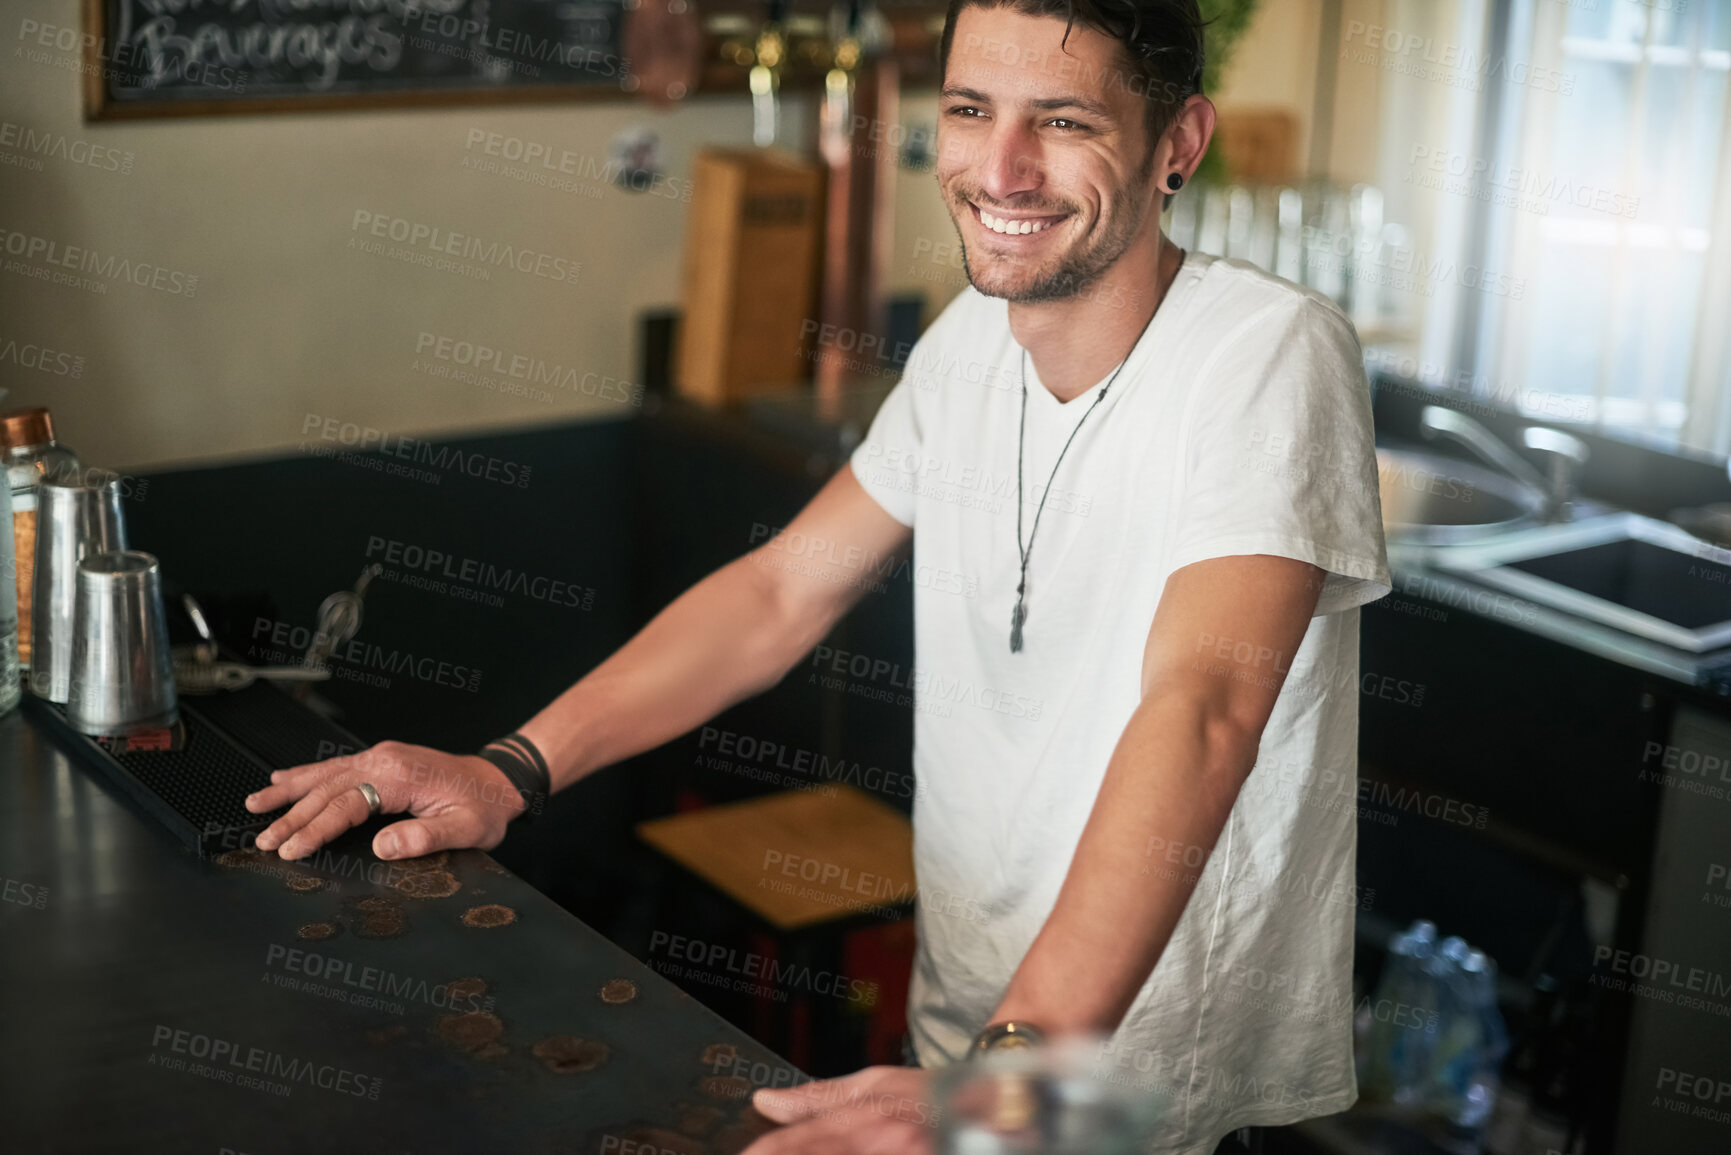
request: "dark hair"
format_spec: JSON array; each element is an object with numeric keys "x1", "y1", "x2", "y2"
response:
[{"x1": 939, "y1": 0, "x2": 1206, "y2": 146}]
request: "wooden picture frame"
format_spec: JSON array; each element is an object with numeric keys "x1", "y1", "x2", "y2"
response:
[
  {"x1": 81, "y1": 0, "x2": 635, "y2": 121},
  {"x1": 76, "y1": 1, "x2": 947, "y2": 121}
]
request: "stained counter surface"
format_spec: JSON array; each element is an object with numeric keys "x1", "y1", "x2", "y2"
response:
[{"x1": 0, "y1": 707, "x2": 792, "y2": 1155}]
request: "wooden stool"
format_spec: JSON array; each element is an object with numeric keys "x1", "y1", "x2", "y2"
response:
[{"x1": 637, "y1": 786, "x2": 917, "y2": 1071}]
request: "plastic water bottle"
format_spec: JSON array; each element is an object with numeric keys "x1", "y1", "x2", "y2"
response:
[
  {"x1": 1459, "y1": 950, "x2": 1509, "y2": 1132},
  {"x1": 0, "y1": 477, "x2": 19, "y2": 716},
  {"x1": 1362, "y1": 919, "x2": 1438, "y2": 1101},
  {"x1": 1404, "y1": 934, "x2": 1463, "y2": 1103},
  {"x1": 1424, "y1": 943, "x2": 1511, "y2": 1147},
  {"x1": 1427, "y1": 937, "x2": 1478, "y2": 1116},
  {"x1": 1389, "y1": 921, "x2": 1441, "y2": 1102}
]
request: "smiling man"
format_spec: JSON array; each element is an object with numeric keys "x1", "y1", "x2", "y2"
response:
[
  {"x1": 247, "y1": 1, "x2": 1390, "y2": 1152},
  {"x1": 748, "y1": 1, "x2": 1391, "y2": 1150}
]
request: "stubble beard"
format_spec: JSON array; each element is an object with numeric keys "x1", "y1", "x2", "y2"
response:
[{"x1": 951, "y1": 150, "x2": 1157, "y2": 303}]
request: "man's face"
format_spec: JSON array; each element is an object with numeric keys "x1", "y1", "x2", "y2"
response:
[{"x1": 936, "y1": 7, "x2": 1159, "y2": 303}]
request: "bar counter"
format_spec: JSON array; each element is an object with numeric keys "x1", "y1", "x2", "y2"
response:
[{"x1": 0, "y1": 703, "x2": 796, "y2": 1154}]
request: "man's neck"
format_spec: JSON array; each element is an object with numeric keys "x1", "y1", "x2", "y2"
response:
[{"x1": 1008, "y1": 231, "x2": 1183, "y2": 404}]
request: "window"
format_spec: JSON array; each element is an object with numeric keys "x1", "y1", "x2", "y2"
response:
[
  {"x1": 1171, "y1": 0, "x2": 1731, "y2": 452},
  {"x1": 1393, "y1": 0, "x2": 1731, "y2": 449}
]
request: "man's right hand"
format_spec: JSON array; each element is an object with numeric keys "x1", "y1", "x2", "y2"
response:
[
  {"x1": 244, "y1": 741, "x2": 527, "y2": 862},
  {"x1": 234, "y1": 462, "x2": 909, "y2": 867}
]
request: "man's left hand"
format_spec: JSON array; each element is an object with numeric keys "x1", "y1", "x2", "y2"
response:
[{"x1": 744, "y1": 1066, "x2": 941, "y2": 1154}]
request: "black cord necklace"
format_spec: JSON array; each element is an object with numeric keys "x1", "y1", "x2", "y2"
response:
[{"x1": 1010, "y1": 302, "x2": 1162, "y2": 653}]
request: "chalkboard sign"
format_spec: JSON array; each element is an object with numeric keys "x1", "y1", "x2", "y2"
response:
[{"x1": 83, "y1": 0, "x2": 631, "y2": 118}]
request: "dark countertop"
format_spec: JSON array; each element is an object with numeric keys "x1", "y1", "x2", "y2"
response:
[{"x1": 0, "y1": 706, "x2": 796, "y2": 1155}]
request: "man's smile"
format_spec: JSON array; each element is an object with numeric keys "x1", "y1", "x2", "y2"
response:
[{"x1": 969, "y1": 200, "x2": 1070, "y2": 238}]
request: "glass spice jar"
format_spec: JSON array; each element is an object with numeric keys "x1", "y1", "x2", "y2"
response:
[{"x1": 1, "y1": 407, "x2": 82, "y2": 670}]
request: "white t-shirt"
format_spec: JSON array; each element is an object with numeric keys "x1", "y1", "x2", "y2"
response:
[{"x1": 847, "y1": 251, "x2": 1392, "y2": 1152}]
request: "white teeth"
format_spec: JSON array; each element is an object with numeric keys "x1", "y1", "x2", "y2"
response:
[{"x1": 978, "y1": 207, "x2": 1051, "y2": 235}]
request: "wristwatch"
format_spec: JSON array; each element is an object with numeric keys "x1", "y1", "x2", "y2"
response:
[{"x1": 967, "y1": 1020, "x2": 1046, "y2": 1060}]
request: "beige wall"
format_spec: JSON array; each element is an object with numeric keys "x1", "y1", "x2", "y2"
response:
[
  {"x1": 1, "y1": 0, "x2": 827, "y2": 473},
  {"x1": 1216, "y1": 0, "x2": 1326, "y2": 170},
  {"x1": 1213, "y1": 0, "x2": 1386, "y2": 185},
  {"x1": 0, "y1": 0, "x2": 1383, "y2": 473}
]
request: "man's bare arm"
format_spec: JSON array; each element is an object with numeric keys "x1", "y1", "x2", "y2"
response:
[
  {"x1": 246, "y1": 463, "x2": 910, "y2": 859},
  {"x1": 989, "y1": 554, "x2": 1324, "y2": 1035},
  {"x1": 521, "y1": 465, "x2": 911, "y2": 789}
]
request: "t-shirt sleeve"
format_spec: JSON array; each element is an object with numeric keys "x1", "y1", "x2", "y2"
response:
[
  {"x1": 1166, "y1": 293, "x2": 1392, "y2": 616},
  {"x1": 848, "y1": 372, "x2": 925, "y2": 527}
]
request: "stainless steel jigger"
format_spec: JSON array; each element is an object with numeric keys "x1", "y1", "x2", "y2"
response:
[
  {"x1": 30, "y1": 473, "x2": 127, "y2": 702},
  {"x1": 66, "y1": 551, "x2": 178, "y2": 736}
]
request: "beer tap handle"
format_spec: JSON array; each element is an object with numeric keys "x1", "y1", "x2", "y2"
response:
[
  {"x1": 820, "y1": 0, "x2": 867, "y2": 163},
  {"x1": 750, "y1": 0, "x2": 791, "y2": 146}
]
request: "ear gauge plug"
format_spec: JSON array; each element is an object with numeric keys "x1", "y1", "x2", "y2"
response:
[{"x1": 1166, "y1": 172, "x2": 1185, "y2": 192}]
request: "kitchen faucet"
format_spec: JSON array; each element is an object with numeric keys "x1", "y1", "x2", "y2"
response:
[{"x1": 1418, "y1": 406, "x2": 1590, "y2": 523}]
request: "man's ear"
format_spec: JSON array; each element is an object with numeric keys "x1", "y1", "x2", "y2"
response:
[{"x1": 1162, "y1": 95, "x2": 1218, "y2": 186}]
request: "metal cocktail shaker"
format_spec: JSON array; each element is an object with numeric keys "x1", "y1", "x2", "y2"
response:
[
  {"x1": 66, "y1": 551, "x2": 178, "y2": 735},
  {"x1": 30, "y1": 474, "x2": 127, "y2": 703}
]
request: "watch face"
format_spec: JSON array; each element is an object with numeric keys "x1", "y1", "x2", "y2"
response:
[{"x1": 994, "y1": 1035, "x2": 1037, "y2": 1051}]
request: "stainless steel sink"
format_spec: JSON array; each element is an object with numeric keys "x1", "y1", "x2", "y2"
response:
[
  {"x1": 1376, "y1": 445, "x2": 1547, "y2": 544},
  {"x1": 1376, "y1": 410, "x2": 1731, "y2": 661},
  {"x1": 1429, "y1": 513, "x2": 1731, "y2": 652}
]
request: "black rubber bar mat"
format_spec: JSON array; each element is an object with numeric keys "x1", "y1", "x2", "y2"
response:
[{"x1": 24, "y1": 682, "x2": 367, "y2": 859}]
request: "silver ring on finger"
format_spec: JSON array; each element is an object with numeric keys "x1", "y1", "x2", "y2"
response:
[{"x1": 356, "y1": 781, "x2": 382, "y2": 817}]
